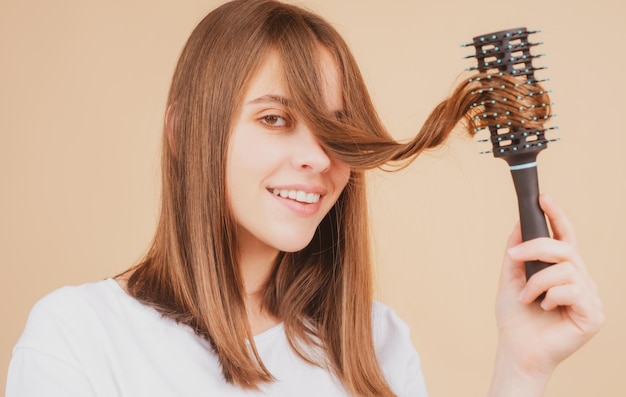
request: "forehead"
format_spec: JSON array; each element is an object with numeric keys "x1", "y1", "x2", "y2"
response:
[{"x1": 242, "y1": 48, "x2": 343, "y2": 112}]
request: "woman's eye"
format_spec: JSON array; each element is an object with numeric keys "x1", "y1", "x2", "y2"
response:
[{"x1": 260, "y1": 115, "x2": 289, "y2": 128}]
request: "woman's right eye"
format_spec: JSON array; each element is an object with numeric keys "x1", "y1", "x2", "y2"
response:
[{"x1": 260, "y1": 115, "x2": 290, "y2": 128}]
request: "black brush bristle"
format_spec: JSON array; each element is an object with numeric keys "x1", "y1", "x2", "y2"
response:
[
  {"x1": 464, "y1": 28, "x2": 546, "y2": 82},
  {"x1": 462, "y1": 28, "x2": 558, "y2": 166}
]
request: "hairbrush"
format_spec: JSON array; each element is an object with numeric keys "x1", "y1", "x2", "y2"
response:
[{"x1": 461, "y1": 28, "x2": 558, "y2": 281}]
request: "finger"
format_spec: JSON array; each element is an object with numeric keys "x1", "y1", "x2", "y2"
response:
[
  {"x1": 518, "y1": 261, "x2": 587, "y2": 303},
  {"x1": 540, "y1": 284, "x2": 604, "y2": 337},
  {"x1": 507, "y1": 238, "x2": 586, "y2": 273},
  {"x1": 540, "y1": 284, "x2": 589, "y2": 315},
  {"x1": 539, "y1": 194, "x2": 577, "y2": 246}
]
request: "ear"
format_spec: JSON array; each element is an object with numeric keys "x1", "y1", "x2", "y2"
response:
[{"x1": 165, "y1": 103, "x2": 178, "y2": 157}]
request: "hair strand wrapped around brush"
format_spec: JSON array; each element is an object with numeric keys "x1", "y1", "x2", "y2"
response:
[{"x1": 316, "y1": 71, "x2": 552, "y2": 171}]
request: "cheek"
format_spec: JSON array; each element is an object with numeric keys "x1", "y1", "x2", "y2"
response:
[
  {"x1": 228, "y1": 123, "x2": 285, "y2": 169},
  {"x1": 333, "y1": 162, "x2": 351, "y2": 192},
  {"x1": 227, "y1": 128, "x2": 279, "y2": 186}
]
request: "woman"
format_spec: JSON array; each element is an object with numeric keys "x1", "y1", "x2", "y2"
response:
[{"x1": 6, "y1": 0, "x2": 603, "y2": 396}]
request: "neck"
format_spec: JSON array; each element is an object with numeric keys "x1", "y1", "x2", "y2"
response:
[
  {"x1": 236, "y1": 230, "x2": 281, "y2": 334},
  {"x1": 238, "y1": 240, "x2": 278, "y2": 297}
]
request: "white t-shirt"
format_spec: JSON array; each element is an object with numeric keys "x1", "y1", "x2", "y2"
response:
[{"x1": 7, "y1": 279, "x2": 428, "y2": 396}]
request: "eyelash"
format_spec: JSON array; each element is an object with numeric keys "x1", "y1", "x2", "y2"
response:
[
  {"x1": 257, "y1": 110, "x2": 345, "y2": 129},
  {"x1": 259, "y1": 114, "x2": 292, "y2": 129}
]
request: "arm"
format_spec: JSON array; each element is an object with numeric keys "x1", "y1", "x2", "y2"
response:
[{"x1": 488, "y1": 194, "x2": 604, "y2": 397}]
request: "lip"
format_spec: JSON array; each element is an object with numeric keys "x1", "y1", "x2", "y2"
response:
[
  {"x1": 267, "y1": 184, "x2": 326, "y2": 217},
  {"x1": 267, "y1": 184, "x2": 328, "y2": 195}
]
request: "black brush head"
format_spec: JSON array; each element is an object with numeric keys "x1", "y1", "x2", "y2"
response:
[{"x1": 462, "y1": 28, "x2": 558, "y2": 166}]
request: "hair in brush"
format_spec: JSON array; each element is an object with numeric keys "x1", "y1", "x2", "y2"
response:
[{"x1": 319, "y1": 38, "x2": 553, "y2": 173}]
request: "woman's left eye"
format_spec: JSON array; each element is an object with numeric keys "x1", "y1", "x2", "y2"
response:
[{"x1": 260, "y1": 115, "x2": 289, "y2": 128}]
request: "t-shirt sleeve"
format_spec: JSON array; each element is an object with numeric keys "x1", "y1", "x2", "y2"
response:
[
  {"x1": 6, "y1": 289, "x2": 96, "y2": 397},
  {"x1": 372, "y1": 302, "x2": 429, "y2": 397},
  {"x1": 7, "y1": 348, "x2": 95, "y2": 396}
]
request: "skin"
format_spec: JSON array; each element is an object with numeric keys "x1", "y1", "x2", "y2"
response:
[
  {"x1": 225, "y1": 48, "x2": 350, "y2": 334},
  {"x1": 489, "y1": 193, "x2": 604, "y2": 396}
]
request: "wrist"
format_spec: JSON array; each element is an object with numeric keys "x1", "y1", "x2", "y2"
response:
[{"x1": 488, "y1": 344, "x2": 555, "y2": 397}]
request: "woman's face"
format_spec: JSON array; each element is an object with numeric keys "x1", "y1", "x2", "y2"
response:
[{"x1": 226, "y1": 49, "x2": 350, "y2": 255}]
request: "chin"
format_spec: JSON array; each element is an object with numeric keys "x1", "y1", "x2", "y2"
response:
[
  {"x1": 276, "y1": 240, "x2": 313, "y2": 253},
  {"x1": 272, "y1": 231, "x2": 317, "y2": 253}
]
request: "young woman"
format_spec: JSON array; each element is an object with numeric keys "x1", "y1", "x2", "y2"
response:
[{"x1": 6, "y1": 0, "x2": 603, "y2": 396}]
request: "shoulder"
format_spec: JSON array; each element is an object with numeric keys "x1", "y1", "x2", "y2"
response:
[
  {"x1": 372, "y1": 301, "x2": 429, "y2": 397},
  {"x1": 15, "y1": 279, "x2": 130, "y2": 352},
  {"x1": 9, "y1": 279, "x2": 222, "y2": 395},
  {"x1": 25, "y1": 279, "x2": 122, "y2": 320},
  {"x1": 7, "y1": 279, "x2": 127, "y2": 394},
  {"x1": 371, "y1": 301, "x2": 414, "y2": 348},
  {"x1": 372, "y1": 301, "x2": 410, "y2": 332},
  {"x1": 28, "y1": 278, "x2": 119, "y2": 311}
]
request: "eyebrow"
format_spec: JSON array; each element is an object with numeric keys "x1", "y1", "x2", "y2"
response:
[
  {"x1": 246, "y1": 94, "x2": 347, "y2": 120},
  {"x1": 246, "y1": 94, "x2": 290, "y2": 107}
]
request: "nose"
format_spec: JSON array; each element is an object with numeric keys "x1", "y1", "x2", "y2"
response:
[{"x1": 291, "y1": 125, "x2": 331, "y2": 173}]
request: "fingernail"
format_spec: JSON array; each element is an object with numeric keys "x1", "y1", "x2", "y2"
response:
[
  {"x1": 517, "y1": 288, "x2": 527, "y2": 302},
  {"x1": 508, "y1": 246, "x2": 522, "y2": 257}
]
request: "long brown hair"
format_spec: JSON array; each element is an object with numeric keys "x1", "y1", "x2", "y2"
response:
[{"x1": 125, "y1": 0, "x2": 551, "y2": 396}]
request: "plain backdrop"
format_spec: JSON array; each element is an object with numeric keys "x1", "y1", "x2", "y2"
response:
[{"x1": 1, "y1": 0, "x2": 624, "y2": 395}]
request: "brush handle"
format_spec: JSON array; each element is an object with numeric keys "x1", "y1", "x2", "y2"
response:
[{"x1": 509, "y1": 163, "x2": 552, "y2": 280}]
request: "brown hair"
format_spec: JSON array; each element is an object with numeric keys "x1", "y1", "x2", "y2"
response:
[{"x1": 125, "y1": 0, "x2": 551, "y2": 396}]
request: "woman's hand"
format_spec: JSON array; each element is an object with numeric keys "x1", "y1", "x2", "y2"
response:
[{"x1": 489, "y1": 194, "x2": 604, "y2": 396}]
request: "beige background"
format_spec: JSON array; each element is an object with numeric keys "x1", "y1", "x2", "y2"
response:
[{"x1": 1, "y1": 0, "x2": 624, "y2": 395}]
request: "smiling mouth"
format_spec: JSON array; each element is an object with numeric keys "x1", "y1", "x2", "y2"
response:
[{"x1": 271, "y1": 188, "x2": 321, "y2": 204}]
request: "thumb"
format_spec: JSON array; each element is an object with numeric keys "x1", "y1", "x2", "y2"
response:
[{"x1": 499, "y1": 223, "x2": 527, "y2": 297}]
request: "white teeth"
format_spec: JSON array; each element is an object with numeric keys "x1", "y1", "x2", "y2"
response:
[{"x1": 271, "y1": 188, "x2": 320, "y2": 204}]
